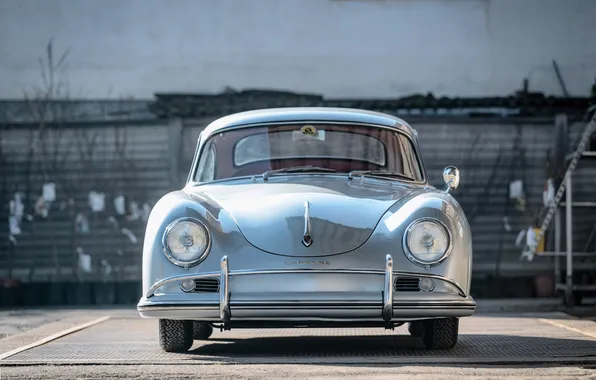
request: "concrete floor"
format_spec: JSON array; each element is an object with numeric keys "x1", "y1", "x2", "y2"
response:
[{"x1": 0, "y1": 304, "x2": 595, "y2": 379}]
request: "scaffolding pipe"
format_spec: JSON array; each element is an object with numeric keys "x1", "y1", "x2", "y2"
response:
[
  {"x1": 565, "y1": 175, "x2": 573, "y2": 296},
  {"x1": 554, "y1": 209, "x2": 561, "y2": 285}
]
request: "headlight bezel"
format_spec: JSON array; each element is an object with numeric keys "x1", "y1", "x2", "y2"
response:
[
  {"x1": 402, "y1": 217, "x2": 452, "y2": 267},
  {"x1": 162, "y1": 217, "x2": 211, "y2": 268}
]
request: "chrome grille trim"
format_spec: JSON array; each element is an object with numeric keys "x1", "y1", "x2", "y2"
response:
[
  {"x1": 194, "y1": 278, "x2": 220, "y2": 293},
  {"x1": 394, "y1": 277, "x2": 421, "y2": 292}
]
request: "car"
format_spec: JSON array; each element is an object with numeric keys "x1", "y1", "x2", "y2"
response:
[{"x1": 137, "y1": 107, "x2": 475, "y2": 353}]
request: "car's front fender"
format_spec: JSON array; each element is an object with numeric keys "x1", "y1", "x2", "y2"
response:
[
  {"x1": 367, "y1": 189, "x2": 473, "y2": 293},
  {"x1": 141, "y1": 189, "x2": 250, "y2": 296}
]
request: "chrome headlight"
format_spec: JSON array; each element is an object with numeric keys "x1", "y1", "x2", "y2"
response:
[
  {"x1": 163, "y1": 217, "x2": 211, "y2": 267},
  {"x1": 403, "y1": 218, "x2": 451, "y2": 266}
]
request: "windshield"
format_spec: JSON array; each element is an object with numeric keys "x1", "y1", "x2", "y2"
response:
[{"x1": 193, "y1": 123, "x2": 424, "y2": 183}]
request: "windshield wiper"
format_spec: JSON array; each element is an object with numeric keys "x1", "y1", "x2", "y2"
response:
[
  {"x1": 262, "y1": 165, "x2": 336, "y2": 181},
  {"x1": 348, "y1": 170, "x2": 415, "y2": 181}
]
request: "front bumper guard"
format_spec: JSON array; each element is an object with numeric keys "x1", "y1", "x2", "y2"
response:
[
  {"x1": 220, "y1": 255, "x2": 231, "y2": 323},
  {"x1": 142, "y1": 254, "x2": 472, "y2": 324}
]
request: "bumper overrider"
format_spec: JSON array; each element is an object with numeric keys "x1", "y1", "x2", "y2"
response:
[{"x1": 137, "y1": 254, "x2": 476, "y2": 324}]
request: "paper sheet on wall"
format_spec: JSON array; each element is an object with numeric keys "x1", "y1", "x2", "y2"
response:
[
  {"x1": 88, "y1": 191, "x2": 105, "y2": 212},
  {"x1": 9, "y1": 216, "x2": 21, "y2": 235},
  {"x1": 114, "y1": 196, "x2": 126, "y2": 215},
  {"x1": 9, "y1": 193, "x2": 24, "y2": 219},
  {"x1": 78, "y1": 248, "x2": 92, "y2": 273},
  {"x1": 509, "y1": 180, "x2": 524, "y2": 199},
  {"x1": 42, "y1": 182, "x2": 56, "y2": 202},
  {"x1": 525, "y1": 227, "x2": 537, "y2": 249},
  {"x1": 543, "y1": 178, "x2": 555, "y2": 206}
]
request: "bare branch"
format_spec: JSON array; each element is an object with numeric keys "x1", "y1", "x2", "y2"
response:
[{"x1": 55, "y1": 48, "x2": 71, "y2": 70}]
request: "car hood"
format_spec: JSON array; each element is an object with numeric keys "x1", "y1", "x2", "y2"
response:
[{"x1": 188, "y1": 177, "x2": 417, "y2": 257}]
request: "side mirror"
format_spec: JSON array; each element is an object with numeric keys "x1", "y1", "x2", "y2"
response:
[{"x1": 443, "y1": 166, "x2": 460, "y2": 193}]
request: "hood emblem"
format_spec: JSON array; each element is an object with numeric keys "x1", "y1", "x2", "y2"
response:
[{"x1": 302, "y1": 201, "x2": 313, "y2": 247}]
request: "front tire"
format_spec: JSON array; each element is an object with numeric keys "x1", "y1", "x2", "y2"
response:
[
  {"x1": 408, "y1": 321, "x2": 424, "y2": 337},
  {"x1": 193, "y1": 322, "x2": 213, "y2": 340},
  {"x1": 159, "y1": 319, "x2": 193, "y2": 352},
  {"x1": 421, "y1": 317, "x2": 459, "y2": 350}
]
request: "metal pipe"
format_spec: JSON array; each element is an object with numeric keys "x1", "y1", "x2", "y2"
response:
[
  {"x1": 565, "y1": 176, "x2": 573, "y2": 297},
  {"x1": 552, "y1": 60, "x2": 569, "y2": 97},
  {"x1": 554, "y1": 209, "x2": 561, "y2": 285}
]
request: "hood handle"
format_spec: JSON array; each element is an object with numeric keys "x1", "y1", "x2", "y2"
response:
[{"x1": 302, "y1": 201, "x2": 313, "y2": 247}]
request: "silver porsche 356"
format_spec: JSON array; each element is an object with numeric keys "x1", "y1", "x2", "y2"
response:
[{"x1": 137, "y1": 107, "x2": 475, "y2": 352}]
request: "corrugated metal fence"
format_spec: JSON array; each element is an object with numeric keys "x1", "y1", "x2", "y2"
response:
[
  {"x1": 1, "y1": 119, "x2": 173, "y2": 285},
  {"x1": 1, "y1": 114, "x2": 592, "y2": 302}
]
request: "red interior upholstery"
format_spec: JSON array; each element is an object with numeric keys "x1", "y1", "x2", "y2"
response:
[{"x1": 232, "y1": 158, "x2": 381, "y2": 177}]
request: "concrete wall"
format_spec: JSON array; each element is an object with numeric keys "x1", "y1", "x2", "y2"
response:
[{"x1": 1, "y1": 0, "x2": 595, "y2": 99}]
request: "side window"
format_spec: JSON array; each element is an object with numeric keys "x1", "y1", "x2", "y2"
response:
[
  {"x1": 396, "y1": 134, "x2": 423, "y2": 181},
  {"x1": 196, "y1": 141, "x2": 216, "y2": 182}
]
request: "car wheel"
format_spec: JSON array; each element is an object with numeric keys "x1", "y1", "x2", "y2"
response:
[
  {"x1": 159, "y1": 319, "x2": 193, "y2": 352},
  {"x1": 408, "y1": 321, "x2": 424, "y2": 337},
  {"x1": 193, "y1": 322, "x2": 213, "y2": 340},
  {"x1": 421, "y1": 317, "x2": 459, "y2": 350}
]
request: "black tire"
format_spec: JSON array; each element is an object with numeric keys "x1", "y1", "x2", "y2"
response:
[
  {"x1": 192, "y1": 322, "x2": 213, "y2": 340},
  {"x1": 408, "y1": 321, "x2": 424, "y2": 337},
  {"x1": 421, "y1": 317, "x2": 459, "y2": 350},
  {"x1": 159, "y1": 319, "x2": 193, "y2": 352}
]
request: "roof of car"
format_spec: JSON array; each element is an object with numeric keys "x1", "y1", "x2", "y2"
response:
[{"x1": 201, "y1": 107, "x2": 416, "y2": 137}]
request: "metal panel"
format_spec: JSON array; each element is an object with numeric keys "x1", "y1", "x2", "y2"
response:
[{"x1": 0, "y1": 120, "x2": 172, "y2": 283}]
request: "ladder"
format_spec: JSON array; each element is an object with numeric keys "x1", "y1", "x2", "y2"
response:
[{"x1": 521, "y1": 110, "x2": 596, "y2": 261}]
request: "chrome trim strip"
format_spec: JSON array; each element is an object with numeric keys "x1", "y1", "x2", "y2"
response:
[
  {"x1": 138, "y1": 298, "x2": 476, "y2": 310},
  {"x1": 220, "y1": 255, "x2": 230, "y2": 322},
  {"x1": 382, "y1": 254, "x2": 393, "y2": 322},
  {"x1": 233, "y1": 304, "x2": 380, "y2": 309},
  {"x1": 137, "y1": 301, "x2": 475, "y2": 312},
  {"x1": 138, "y1": 305, "x2": 218, "y2": 311},
  {"x1": 231, "y1": 300, "x2": 387, "y2": 308},
  {"x1": 145, "y1": 268, "x2": 467, "y2": 298}
]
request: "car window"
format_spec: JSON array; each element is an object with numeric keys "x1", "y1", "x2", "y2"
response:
[
  {"x1": 234, "y1": 130, "x2": 386, "y2": 166},
  {"x1": 196, "y1": 141, "x2": 216, "y2": 182},
  {"x1": 397, "y1": 133, "x2": 422, "y2": 180},
  {"x1": 193, "y1": 123, "x2": 424, "y2": 183}
]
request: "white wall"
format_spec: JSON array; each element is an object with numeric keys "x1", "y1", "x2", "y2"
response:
[{"x1": 1, "y1": 0, "x2": 595, "y2": 99}]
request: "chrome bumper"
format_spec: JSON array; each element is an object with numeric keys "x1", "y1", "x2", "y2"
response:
[{"x1": 138, "y1": 254, "x2": 476, "y2": 323}]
